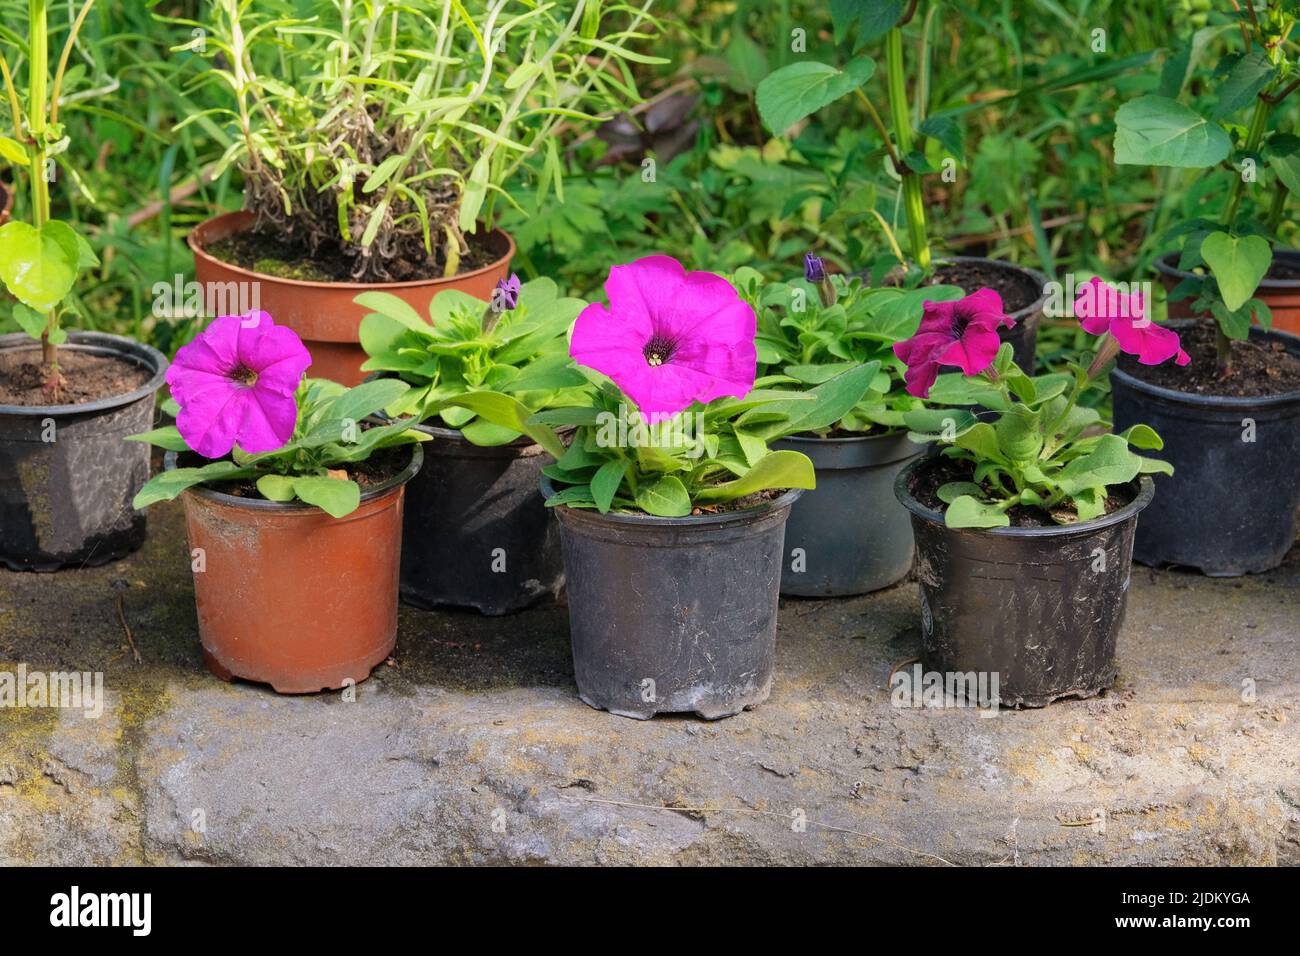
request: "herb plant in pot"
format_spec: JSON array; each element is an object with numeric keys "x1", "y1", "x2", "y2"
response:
[
  {"x1": 0, "y1": 0, "x2": 168, "y2": 570},
  {"x1": 754, "y1": 0, "x2": 1046, "y2": 371},
  {"x1": 738, "y1": 257, "x2": 968, "y2": 596},
  {"x1": 131, "y1": 313, "x2": 426, "y2": 693},
  {"x1": 358, "y1": 275, "x2": 588, "y2": 615},
  {"x1": 894, "y1": 278, "x2": 1183, "y2": 707},
  {"x1": 182, "y1": 0, "x2": 660, "y2": 385},
  {"x1": 535, "y1": 256, "x2": 877, "y2": 719},
  {"x1": 1113, "y1": 14, "x2": 1300, "y2": 573}
]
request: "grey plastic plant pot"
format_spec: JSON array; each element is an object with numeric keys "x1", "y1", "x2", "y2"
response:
[
  {"x1": 935, "y1": 256, "x2": 1047, "y2": 374},
  {"x1": 895, "y1": 458, "x2": 1155, "y2": 708},
  {"x1": 773, "y1": 431, "x2": 925, "y2": 596},
  {"x1": 1110, "y1": 324, "x2": 1300, "y2": 576},
  {"x1": 0, "y1": 332, "x2": 167, "y2": 571},
  {"x1": 543, "y1": 477, "x2": 802, "y2": 720},
  {"x1": 399, "y1": 423, "x2": 564, "y2": 615}
]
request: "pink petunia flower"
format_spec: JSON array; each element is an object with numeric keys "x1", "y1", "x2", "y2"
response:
[
  {"x1": 569, "y1": 255, "x2": 757, "y2": 420},
  {"x1": 892, "y1": 288, "x2": 1014, "y2": 398},
  {"x1": 1075, "y1": 276, "x2": 1190, "y2": 366},
  {"x1": 168, "y1": 311, "x2": 312, "y2": 458}
]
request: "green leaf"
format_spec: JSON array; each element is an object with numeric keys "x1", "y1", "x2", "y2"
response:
[
  {"x1": 255, "y1": 475, "x2": 298, "y2": 502},
  {"x1": 125, "y1": 426, "x2": 190, "y2": 452},
  {"x1": 944, "y1": 495, "x2": 1010, "y2": 529},
  {"x1": 756, "y1": 57, "x2": 876, "y2": 134},
  {"x1": 0, "y1": 220, "x2": 82, "y2": 312},
  {"x1": 1113, "y1": 95, "x2": 1231, "y2": 168},
  {"x1": 325, "y1": 378, "x2": 412, "y2": 426},
  {"x1": 132, "y1": 462, "x2": 253, "y2": 509},
  {"x1": 1201, "y1": 232, "x2": 1271, "y2": 312},
  {"x1": 937, "y1": 481, "x2": 983, "y2": 504},
  {"x1": 590, "y1": 459, "x2": 629, "y2": 513},
  {"x1": 1213, "y1": 51, "x2": 1276, "y2": 119},
  {"x1": 440, "y1": 390, "x2": 565, "y2": 459},
  {"x1": 954, "y1": 422, "x2": 1002, "y2": 460},
  {"x1": 1264, "y1": 133, "x2": 1300, "y2": 195},
  {"x1": 1057, "y1": 434, "x2": 1142, "y2": 495},
  {"x1": 635, "y1": 475, "x2": 692, "y2": 517},
  {"x1": 1118, "y1": 424, "x2": 1163, "y2": 450},
  {"x1": 0, "y1": 135, "x2": 28, "y2": 165},
  {"x1": 1136, "y1": 456, "x2": 1174, "y2": 476},
  {"x1": 830, "y1": 0, "x2": 906, "y2": 45},
  {"x1": 10, "y1": 302, "x2": 47, "y2": 340},
  {"x1": 292, "y1": 476, "x2": 361, "y2": 518},
  {"x1": 355, "y1": 291, "x2": 429, "y2": 328},
  {"x1": 994, "y1": 406, "x2": 1043, "y2": 461},
  {"x1": 695, "y1": 450, "x2": 815, "y2": 504}
]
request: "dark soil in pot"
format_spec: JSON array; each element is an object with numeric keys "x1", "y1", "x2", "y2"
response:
[
  {"x1": 171, "y1": 443, "x2": 422, "y2": 694},
  {"x1": 1111, "y1": 321, "x2": 1300, "y2": 576},
  {"x1": 544, "y1": 477, "x2": 801, "y2": 720},
  {"x1": 399, "y1": 423, "x2": 564, "y2": 616},
  {"x1": 773, "y1": 430, "x2": 924, "y2": 596},
  {"x1": 0, "y1": 333, "x2": 167, "y2": 571},
  {"x1": 895, "y1": 457, "x2": 1154, "y2": 708}
]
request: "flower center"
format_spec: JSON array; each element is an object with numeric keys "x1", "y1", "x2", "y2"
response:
[
  {"x1": 230, "y1": 364, "x2": 259, "y2": 387},
  {"x1": 950, "y1": 307, "x2": 974, "y2": 340},
  {"x1": 643, "y1": 334, "x2": 677, "y2": 367}
]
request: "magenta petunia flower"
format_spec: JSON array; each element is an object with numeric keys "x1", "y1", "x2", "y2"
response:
[
  {"x1": 167, "y1": 311, "x2": 312, "y2": 458},
  {"x1": 892, "y1": 288, "x2": 1014, "y2": 398},
  {"x1": 1075, "y1": 276, "x2": 1190, "y2": 366},
  {"x1": 569, "y1": 255, "x2": 757, "y2": 420}
]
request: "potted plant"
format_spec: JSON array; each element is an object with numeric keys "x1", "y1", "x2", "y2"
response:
[
  {"x1": 893, "y1": 278, "x2": 1184, "y2": 706},
  {"x1": 754, "y1": 0, "x2": 1047, "y2": 371},
  {"x1": 532, "y1": 255, "x2": 877, "y2": 719},
  {"x1": 0, "y1": 0, "x2": 168, "y2": 571},
  {"x1": 358, "y1": 275, "x2": 589, "y2": 615},
  {"x1": 179, "y1": 0, "x2": 661, "y2": 385},
  {"x1": 1113, "y1": 6, "x2": 1300, "y2": 573},
  {"x1": 735, "y1": 255, "x2": 968, "y2": 596},
  {"x1": 129, "y1": 312, "x2": 426, "y2": 693}
]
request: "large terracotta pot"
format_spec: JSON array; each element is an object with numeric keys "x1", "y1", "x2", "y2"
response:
[
  {"x1": 169, "y1": 444, "x2": 422, "y2": 693},
  {"x1": 1156, "y1": 249, "x2": 1300, "y2": 336},
  {"x1": 189, "y1": 211, "x2": 515, "y2": 385}
]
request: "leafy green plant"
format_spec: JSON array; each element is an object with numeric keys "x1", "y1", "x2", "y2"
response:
[
  {"x1": 535, "y1": 363, "x2": 879, "y2": 516},
  {"x1": 173, "y1": 0, "x2": 663, "y2": 281},
  {"x1": 0, "y1": 0, "x2": 102, "y2": 396},
  {"x1": 734, "y1": 263, "x2": 961, "y2": 433},
  {"x1": 130, "y1": 377, "x2": 427, "y2": 518},
  {"x1": 357, "y1": 276, "x2": 589, "y2": 454},
  {"x1": 1114, "y1": 0, "x2": 1300, "y2": 372}
]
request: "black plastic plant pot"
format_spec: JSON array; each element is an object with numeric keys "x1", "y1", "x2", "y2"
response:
[
  {"x1": 773, "y1": 431, "x2": 925, "y2": 596},
  {"x1": 1110, "y1": 326, "x2": 1300, "y2": 576},
  {"x1": 935, "y1": 256, "x2": 1047, "y2": 374},
  {"x1": 399, "y1": 423, "x2": 564, "y2": 615},
  {"x1": 894, "y1": 458, "x2": 1155, "y2": 708},
  {"x1": 544, "y1": 477, "x2": 802, "y2": 720},
  {"x1": 0, "y1": 332, "x2": 167, "y2": 571}
]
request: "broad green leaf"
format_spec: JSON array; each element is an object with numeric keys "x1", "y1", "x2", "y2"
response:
[
  {"x1": 695, "y1": 450, "x2": 816, "y2": 504},
  {"x1": 256, "y1": 475, "x2": 298, "y2": 502},
  {"x1": 590, "y1": 459, "x2": 629, "y2": 513},
  {"x1": 1118, "y1": 424, "x2": 1163, "y2": 450},
  {"x1": 1137, "y1": 456, "x2": 1174, "y2": 476},
  {"x1": 1264, "y1": 133, "x2": 1300, "y2": 195},
  {"x1": 132, "y1": 462, "x2": 254, "y2": 509},
  {"x1": 830, "y1": 0, "x2": 906, "y2": 45},
  {"x1": 441, "y1": 390, "x2": 565, "y2": 458},
  {"x1": 756, "y1": 57, "x2": 876, "y2": 134},
  {"x1": 292, "y1": 476, "x2": 361, "y2": 518},
  {"x1": 10, "y1": 302, "x2": 47, "y2": 340},
  {"x1": 944, "y1": 495, "x2": 1010, "y2": 529},
  {"x1": 994, "y1": 406, "x2": 1043, "y2": 461},
  {"x1": 1113, "y1": 96, "x2": 1231, "y2": 168},
  {"x1": 635, "y1": 475, "x2": 692, "y2": 517},
  {"x1": 1057, "y1": 434, "x2": 1142, "y2": 495},
  {"x1": 1201, "y1": 232, "x2": 1271, "y2": 311},
  {"x1": 0, "y1": 135, "x2": 27, "y2": 165},
  {"x1": 355, "y1": 291, "x2": 430, "y2": 328},
  {"x1": 125, "y1": 426, "x2": 190, "y2": 452},
  {"x1": 954, "y1": 422, "x2": 1002, "y2": 460},
  {"x1": 1213, "y1": 51, "x2": 1276, "y2": 119},
  {"x1": 0, "y1": 220, "x2": 82, "y2": 312},
  {"x1": 325, "y1": 378, "x2": 411, "y2": 426},
  {"x1": 937, "y1": 481, "x2": 983, "y2": 504}
]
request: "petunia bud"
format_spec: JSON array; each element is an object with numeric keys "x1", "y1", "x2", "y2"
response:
[
  {"x1": 804, "y1": 253, "x2": 826, "y2": 283},
  {"x1": 482, "y1": 273, "x2": 522, "y2": 335}
]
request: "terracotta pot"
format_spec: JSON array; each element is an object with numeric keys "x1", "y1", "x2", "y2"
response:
[
  {"x1": 169, "y1": 444, "x2": 422, "y2": 693},
  {"x1": 188, "y1": 210, "x2": 515, "y2": 386},
  {"x1": 1156, "y1": 249, "x2": 1300, "y2": 336}
]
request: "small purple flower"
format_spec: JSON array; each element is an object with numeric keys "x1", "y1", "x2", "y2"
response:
[
  {"x1": 167, "y1": 311, "x2": 311, "y2": 458},
  {"x1": 492, "y1": 273, "x2": 521, "y2": 313},
  {"x1": 804, "y1": 253, "x2": 826, "y2": 283}
]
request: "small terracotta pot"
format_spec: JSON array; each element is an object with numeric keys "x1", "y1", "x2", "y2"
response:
[
  {"x1": 169, "y1": 444, "x2": 422, "y2": 693},
  {"x1": 188, "y1": 210, "x2": 515, "y2": 386},
  {"x1": 1156, "y1": 249, "x2": 1300, "y2": 336}
]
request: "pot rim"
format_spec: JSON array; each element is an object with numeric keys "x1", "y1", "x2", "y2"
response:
[
  {"x1": 539, "y1": 474, "x2": 803, "y2": 528},
  {"x1": 0, "y1": 331, "x2": 168, "y2": 417},
  {"x1": 933, "y1": 255, "x2": 1050, "y2": 320},
  {"x1": 164, "y1": 441, "x2": 424, "y2": 512},
  {"x1": 188, "y1": 209, "x2": 516, "y2": 292},
  {"x1": 1154, "y1": 248, "x2": 1300, "y2": 290},
  {"x1": 893, "y1": 456, "x2": 1155, "y2": 538},
  {"x1": 1110, "y1": 322, "x2": 1300, "y2": 407}
]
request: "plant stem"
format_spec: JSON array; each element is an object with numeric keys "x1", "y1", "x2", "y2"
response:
[
  {"x1": 28, "y1": 0, "x2": 60, "y2": 387},
  {"x1": 884, "y1": 27, "x2": 930, "y2": 271}
]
